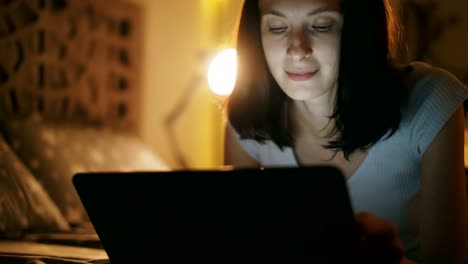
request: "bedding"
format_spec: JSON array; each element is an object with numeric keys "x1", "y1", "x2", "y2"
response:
[
  {"x1": 0, "y1": 134, "x2": 70, "y2": 238},
  {"x1": 0, "y1": 114, "x2": 169, "y2": 262},
  {"x1": 1, "y1": 114, "x2": 169, "y2": 226},
  {"x1": 0, "y1": 240, "x2": 109, "y2": 264}
]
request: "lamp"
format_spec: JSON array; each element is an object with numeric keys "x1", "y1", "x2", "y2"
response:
[
  {"x1": 207, "y1": 48, "x2": 237, "y2": 96},
  {"x1": 164, "y1": 0, "x2": 241, "y2": 169}
]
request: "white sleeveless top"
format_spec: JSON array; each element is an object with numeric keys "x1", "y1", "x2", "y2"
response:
[{"x1": 229, "y1": 62, "x2": 468, "y2": 261}]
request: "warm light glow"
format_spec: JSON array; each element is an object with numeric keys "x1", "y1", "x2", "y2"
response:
[
  {"x1": 207, "y1": 48, "x2": 237, "y2": 96},
  {"x1": 465, "y1": 130, "x2": 468, "y2": 168}
]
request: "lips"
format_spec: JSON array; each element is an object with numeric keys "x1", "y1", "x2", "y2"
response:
[{"x1": 286, "y1": 70, "x2": 318, "y2": 81}]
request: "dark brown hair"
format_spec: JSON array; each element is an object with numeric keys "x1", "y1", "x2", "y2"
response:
[{"x1": 226, "y1": 0, "x2": 407, "y2": 159}]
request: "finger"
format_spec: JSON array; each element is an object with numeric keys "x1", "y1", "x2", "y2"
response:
[
  {"x1": 355, "y1": 212, "x2": 400, "y2": 240},
  {"x1": 320, "y1": 212, "x2": 405, "y2": 264},
  {"x1": 317, "y1": 213, "x2": 405, "y2": 264},
  {"x1": 324, "y1": 212, "x2": 397, "y2": 244}
]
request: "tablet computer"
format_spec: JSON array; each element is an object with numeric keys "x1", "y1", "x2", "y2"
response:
[{"x1": 73, "y1": 165, "x2": 355, "y2": 263}]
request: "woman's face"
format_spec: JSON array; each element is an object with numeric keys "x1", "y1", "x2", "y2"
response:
[{"x1": 259, "y1": 0, "x2": 342, "y2": 101}]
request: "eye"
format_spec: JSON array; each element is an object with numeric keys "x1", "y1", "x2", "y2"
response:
[
  {"x1": 269, "y1": 26, "x2": 288, "y2": 34},
  {"x1": 310, "y1": 24, "x2": 334, "y2": 33}
]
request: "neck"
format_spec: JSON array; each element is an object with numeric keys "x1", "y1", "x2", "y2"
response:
[{"x1": 290, "y1": 89, "x2": 337, "y2": 139}]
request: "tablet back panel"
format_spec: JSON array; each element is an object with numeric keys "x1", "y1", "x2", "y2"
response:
[{"x1": 73, "y1": 166, "x2": 354, "y2": 263}]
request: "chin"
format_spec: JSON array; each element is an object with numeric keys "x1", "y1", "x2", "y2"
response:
[
  {"x1": 284, "y1": 89, "x2": 316, "y2": 101},
  {"x1": 281, "y1": 79, "x2": 333, "y2": 101}
]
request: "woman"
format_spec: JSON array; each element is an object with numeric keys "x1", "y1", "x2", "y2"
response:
[{"x1": 224, "y1": 0, "x2": 468, "y2": 263}]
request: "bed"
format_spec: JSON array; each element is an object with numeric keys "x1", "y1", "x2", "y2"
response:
[{"x1": 0, "y1": 0, "x2": 170, "y2": 262}]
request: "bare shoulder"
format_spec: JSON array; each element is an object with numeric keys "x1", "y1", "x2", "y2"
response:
[
  {"x1": 421, "y1": 104, "x2": 465, "y2": 189},
  {"x1": 419, "y1": 105, "x2": 467, "y2": 263}
]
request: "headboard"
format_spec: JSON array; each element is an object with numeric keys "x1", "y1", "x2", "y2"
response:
[{"x1": 0, "y1": 0, "x2": 142, "y2": 133}]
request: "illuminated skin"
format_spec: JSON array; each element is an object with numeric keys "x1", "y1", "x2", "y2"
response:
[{"x1": 259, "y1": 0, "x2": 342, "y2": 101}]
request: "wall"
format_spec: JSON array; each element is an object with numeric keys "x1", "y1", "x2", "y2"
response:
[
  {"x1": 124, "y1": 0, "x2": 242, "y2": 170},
  {"x1": 397, "y1": 0, "x2": 468, "y2": 82}
]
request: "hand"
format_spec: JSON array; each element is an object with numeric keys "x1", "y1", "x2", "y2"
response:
[{"x1": 316, "y1": 212, "x2": 405, "y2": 264}]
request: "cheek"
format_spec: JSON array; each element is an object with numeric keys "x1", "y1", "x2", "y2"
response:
[
  {"x1": 316, "y1": 40, "x2": 340, "y2": 67},
  {"x1": 263, "y1": 40, "x2": 285, "y2": 65},
  {"x1": 263, "y1": 51, "x2": 284, "y2": 78},
  {"x1": 327, "y1": 37, "x2": 341, "y2": 62}
]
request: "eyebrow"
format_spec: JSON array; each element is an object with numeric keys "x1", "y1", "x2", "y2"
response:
[{"x1": 263, "y1": 7, "x2": 338, "y2": 17}]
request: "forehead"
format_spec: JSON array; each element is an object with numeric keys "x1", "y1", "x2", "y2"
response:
[{"x1": 259, "y1": 0, "x2": 340, "y2": 14}]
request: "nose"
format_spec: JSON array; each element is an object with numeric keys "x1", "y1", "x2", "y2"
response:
[{"x1": 287, "y1": 28, "x2": 312, "y2": 61}]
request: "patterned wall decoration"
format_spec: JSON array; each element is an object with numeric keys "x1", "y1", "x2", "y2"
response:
[{"x1": 0, "y1": 0, "x2": 142, "y2": 132}]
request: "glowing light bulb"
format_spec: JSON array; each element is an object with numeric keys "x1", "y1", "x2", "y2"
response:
[{"x1": 207, "y1": 48, "x2": 237, "y2": 96}]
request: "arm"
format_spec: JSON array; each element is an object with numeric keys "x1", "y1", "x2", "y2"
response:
[
  {"x1": 224, "y1": 124, "x2": 260, "y2": 168},
  {"x1": 420, "y1": 105, "x2": 467, "y2": 263}
]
